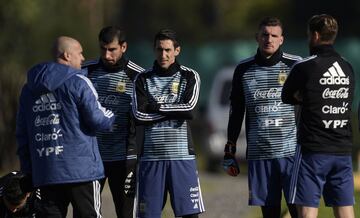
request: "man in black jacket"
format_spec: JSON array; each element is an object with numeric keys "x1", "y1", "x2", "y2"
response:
[{"x1": 282, "y1": 14, "x2": 355, "y2": 218}]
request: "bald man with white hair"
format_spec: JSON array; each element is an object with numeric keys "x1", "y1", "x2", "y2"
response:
[{"x1": 16, "y1": 36, "x2": 115, "y2": 217}]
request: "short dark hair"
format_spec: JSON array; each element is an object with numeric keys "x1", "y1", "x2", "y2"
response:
[
  {"x1": 308, "y1": 14, "x2": 338, "y2": 43},
  {"x1": 98, "y1": 26, "x2": 126, "y2": 44},
  {"x1": 2, "y1": 172, "x2": 29, "y2": 205},
  {"x1": 154, "y1": 29, "x2": 179, "y2": 48},
  {"x1": 258, "y1": 17, "x2": 283, "y2": 34}
]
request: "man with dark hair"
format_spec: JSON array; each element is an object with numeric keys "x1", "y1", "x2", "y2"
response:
[
  {"x1": 283, "y1": 14, "x2": 355, "y2": 218},
  {"x1": 132, "y1": 29, "x2": 205, "y2": 218},
  {"x1": 0, "y1": 171, "x2": 40, "y2": 217},
  {"x1": 16, "y1": 36, "x2": 115, "y2": 217},
  {"x1": 83, "y1": 26, "x2": 144, "y2": 218},
  {"x1": 223, "y1": 17, "x2": 301, "y2": 218}
]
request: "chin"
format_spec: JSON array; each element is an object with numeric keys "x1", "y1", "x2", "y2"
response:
[{"x1": 105, "y1": 62, "x2": 115, "y2": 67}]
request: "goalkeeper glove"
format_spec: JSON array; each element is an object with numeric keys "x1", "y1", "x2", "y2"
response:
[{"x1": 222, "y1": 141, "x2": 239, "y2": 176}]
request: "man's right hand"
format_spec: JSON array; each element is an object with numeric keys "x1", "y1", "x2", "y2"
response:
[{"x1": 222, "y1": 141, "x2": 239, "y2": 176}]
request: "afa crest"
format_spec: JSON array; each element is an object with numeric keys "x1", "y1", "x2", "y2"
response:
[
  {"x1": 278, "y1": 71, "x2": 287, "y2": 85},
  {"x1": 171, "y1": 82, "x2": 179, "y2": 94},
  {"x1": 116, "y1": 81, "x2": 126, "y2": 93}
]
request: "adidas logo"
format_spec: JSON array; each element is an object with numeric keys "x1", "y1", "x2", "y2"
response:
[
  {"x1": 32, "y1": 93, "x2": 62, "y2": 112},
  {"x1": 319, "y1": 61, "x2": 349, "y2": 85}
]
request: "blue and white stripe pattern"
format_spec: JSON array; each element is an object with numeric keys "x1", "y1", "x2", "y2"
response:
[
  {"x1": 87, "y1": 60, "x2": 143, "y2": 161},
  {"x1": 241, "y1": 53, "x2": 300, "y2": 160},
  {"x1": 133, "y1": 65, "x2": 200, "y2": 161},
  {"x1": 158, "y1": 66, "x2": 200, "y2": 112}
]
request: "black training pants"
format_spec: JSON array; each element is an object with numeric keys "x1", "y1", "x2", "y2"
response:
[{"x1": 39, "y1": 180, "x2": 101, "y2": 218}]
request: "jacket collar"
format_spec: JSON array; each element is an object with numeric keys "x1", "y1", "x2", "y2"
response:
[
  {"x1": 255, "y1": 48, "x2": 283, "y2": 66},
  {"x1": 309, "y1": 44, "x2": 339, "y2": 56},
  {"x1": 100, "y1": 56, "x2": 128, "y2": 72},
  {"x1": 153, "y1": 60, "x2": 180, "y2": 76}
]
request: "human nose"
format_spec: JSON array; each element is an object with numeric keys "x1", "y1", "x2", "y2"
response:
[
  {"x1": 161, "y1": 50, "x2": 167, "y2": 58},
  {"x1": 105, "y1": 51, "x2": 112, "y2": 59}
]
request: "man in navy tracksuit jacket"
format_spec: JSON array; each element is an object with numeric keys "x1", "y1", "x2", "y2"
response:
[{"x1": 16, "y1": 36, "x2": 115, "y2": 218}]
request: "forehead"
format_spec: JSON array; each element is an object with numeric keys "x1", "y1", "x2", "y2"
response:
[
  {"x1": 72, "y1": 42, "x2": 83, "y2": 52},
  {"x1": 101, "y1": 39, "x2": 120, "y2": 47},
  {"x1": 259, "y1": 25, "x2": 283, "y2": 35},
  {"x1": 155, "y1": 39, "x2": 175, "y2": 49}
]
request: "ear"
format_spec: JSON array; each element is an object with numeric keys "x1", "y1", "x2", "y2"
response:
[
  {"x1": 279, "y1": 35, "x2": 284, "y2": 46},
  {"x1": 121, "y1": 42, "x2": 127, "y2": 53},
  {"x1": 174, "y1": 46, "x2": 180, "y2": 56},
  {"x1": 63, "y1": 51, "x2": 71, "y2": 61},
  {"x1": 314, "y1": 31, "x2": 321, "y2": 41}
]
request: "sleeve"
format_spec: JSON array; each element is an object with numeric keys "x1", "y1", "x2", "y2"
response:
[
  {"x1": 227, "y1": 67, "x2": 246, "y2": 144},
  {"x1": 16, "y1": 86, "x2": 32, "y2": 175},
  {"x1": 132, "y1": 73, "x2": 166, "y2": 123},
  {"x1": 76, "y1": 74, "x2": 115, "y2": 131},
  {"x1": 126, "y1": 111, "x2": 137, "y2": 157},
  {"x1": 281, "y1": 64, "x2": 306, "y2": 105},
  {"x1": 157, "y1": 70, "x2": 200, "y2": 120}
]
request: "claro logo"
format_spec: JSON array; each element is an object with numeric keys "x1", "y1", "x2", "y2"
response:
[{"x1": 32, "y1": 93, "x2": 61, "y2": 112}]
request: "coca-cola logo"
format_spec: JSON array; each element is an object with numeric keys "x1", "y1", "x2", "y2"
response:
[
  {"x1": 254, "y1": 88, "x2": 281, "y2": 100},
  {"x1": 99, "y1": 95, "x2": 121, "y2": 105},
  {"x1": 322, "y1": 87, "x2": 349, "y2": 99},
  {"x1": 154, "y1": 94, "x2": 178, "y2": 103},
  {"x1": 35, "y1": 114, "x2": 60, "y2": 127}
]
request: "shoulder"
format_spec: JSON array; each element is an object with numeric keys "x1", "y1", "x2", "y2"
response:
[
  {"x1": 81, "y1": 59, "x2": 101, "y2": 77},
  {"x1": 281, "y1": 52, "x2": 303, "y2": 67},
  {"x1": 134, "y1": 68, "x2": 153, "y2": 84},
  {"x1": 234, "y1": 56, "x2": 255, "y2": 78},
  {"x1": 74, "y1": 74, "x2": 95, "y2": 87},
  {"x1": 82, "y1": 59, "x2": 100, "y2": 68},
  {"x1": 70, "y1": 74, "x2": 97, "y2": 95},
  {"x1": 180, "y1": 65, "x2": 199, "y2": 75},
  {"x1": 292, "y1": 55, "x2": 317, "y2": 68},
  {"x1": 126, "y1": 60, "x2": 145, "y2": 81},
  {"x1": 239, "y1": 56, "x2": 255, "y2": 64},
  {"x1": 236, "y1": 56, "x2": 255, "y2": 70},
  {"x1": 180, "y1": 65, "x2": 201, "y2": 82},
  {"x1": 127, "y1": 60, "x2": 145, "y2": 73},
  {"x1": 282, "y1": 52, "x2": 302, "y2": 61},
  {"x1": 339, "y1": 56, "x2": 355, "y2": 71}
]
